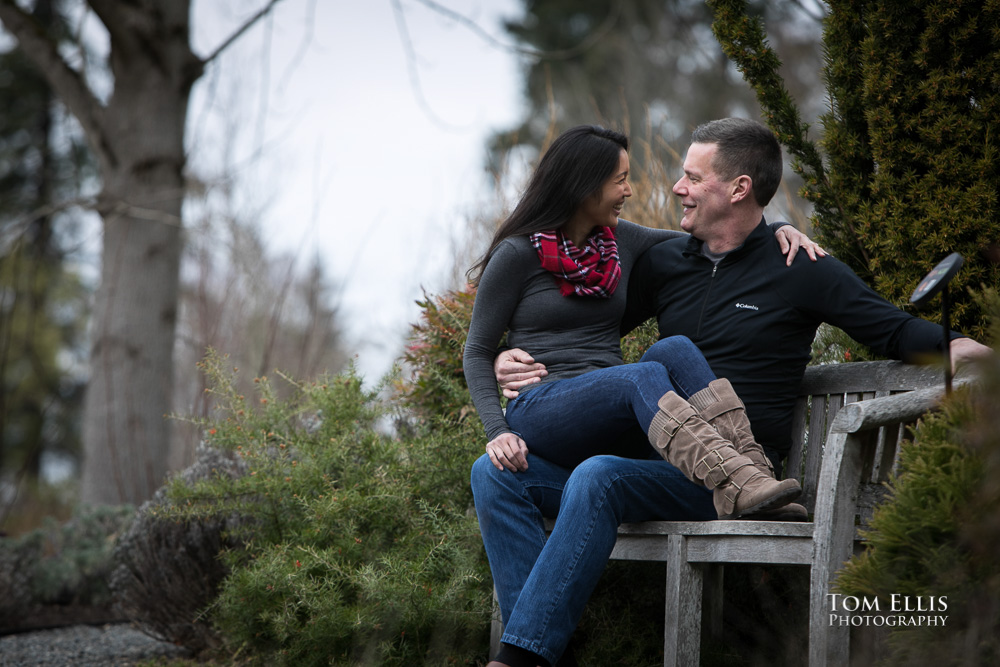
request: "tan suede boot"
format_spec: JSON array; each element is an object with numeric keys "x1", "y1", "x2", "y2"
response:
[
  {"x1": 687, "y1": 379, "x2": 807, "y2": 521},
  {"x1": 687, "y1": 378, "x2": 774, "y2": 475},
  {"x1": 647, "y1": 391, "x2": 801, "y2": 518},
  {"x1": 750, "y1": 502, "x2": 809, "y2": 521}
]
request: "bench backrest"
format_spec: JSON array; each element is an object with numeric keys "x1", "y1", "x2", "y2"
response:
[{"x1": 787, "y1": 361, "x2": 942, "y2": 524}]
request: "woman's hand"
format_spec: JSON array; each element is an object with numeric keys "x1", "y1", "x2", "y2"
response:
[
  {"x1": 775, "y1": 225, "x2": 826, "y2": 266},
  {"x1": 486, "y1": 432, "x2": 529, "y2": 472}
]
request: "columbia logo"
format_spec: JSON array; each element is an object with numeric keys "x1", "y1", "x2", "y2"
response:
[{"x1": 735, "y1": 303, "x2": 759, "y2": 311}]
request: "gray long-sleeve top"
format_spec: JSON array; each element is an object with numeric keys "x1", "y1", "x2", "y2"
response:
[{"x1": 463, "y1": 220, "x2": 683, "y2": 441}]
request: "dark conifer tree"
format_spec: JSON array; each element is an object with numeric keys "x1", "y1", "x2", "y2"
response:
[
  {"x1": 0, "y1": 0, "x2": 91, "y2": 483},
  {"x1": 711, "y1": 0, "x2": 1000, "y2": 339},
  {"x1": 491, "y1": 0, "x2": 825, "y2": 171}
]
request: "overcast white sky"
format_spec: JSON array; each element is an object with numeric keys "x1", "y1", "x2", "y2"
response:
[{"x1": 190, "y1": 0, "x2": 526, "y2": 382}]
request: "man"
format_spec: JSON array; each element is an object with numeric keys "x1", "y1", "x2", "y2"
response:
[{"x1": 479, "y1": 118, "x2": 991, "y2": 667}]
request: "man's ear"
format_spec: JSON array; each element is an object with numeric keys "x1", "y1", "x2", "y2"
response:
[{"x1": 731, "y1": 175, "x2": 753, "y2": 203}]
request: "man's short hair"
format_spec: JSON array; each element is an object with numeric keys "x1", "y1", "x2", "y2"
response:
[{"x1": 691, "y1": 118, "x2": 782, "y2": 207}]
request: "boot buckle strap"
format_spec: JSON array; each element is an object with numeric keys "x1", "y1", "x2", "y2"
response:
[
  {"x1": 659, "y1": 413, "x2": 685, "y2": 438},
  {"x1": 694, "y1": 450, "x2": 731, "y2": 487},
  {"x1": 698, "y1": 449, "x2": 726, "y2": 471},
  {"x1": 722, "y1": 483, "x2": 742, "y2": 507}
]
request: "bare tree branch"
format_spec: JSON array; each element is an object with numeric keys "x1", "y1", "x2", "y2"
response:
[
  {"x1": 201, "y1": 0, "x2": 286, "y2": 66},
  {"x1": 390, "y1": 0, "x2": 620, "y2": 130},
  {"x1": 88, "y1": 0, "x2": 145, "y2": 53},
  {"x1": 0, "y1": 0, "x2": 113, "y2": 168},
  {"x1": 0, "y1": 195, "x2": 99, "y2": 253},
  {"x1": 390, "y1": 0, "x2": 473, "y2": 131},
  {"x1": 410, "y1": 0, "x2": 622, "y2": 61},
  {"x1": 252, "y1": 10, "x2": 273, "y2": 157},
  {"x1": 275, "y1": 0, "x2": 317, "y2": 96}
]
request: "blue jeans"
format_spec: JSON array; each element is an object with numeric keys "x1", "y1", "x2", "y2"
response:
[
  {"x1": 472, "y1": 336, "x2": 720, "y2": 663},
  {"x1": 471, "y1": 453, "x2": 715, "y2": 665},
  {"x1": 504, "y1": 336, "x2": 718, "y2": 468}
]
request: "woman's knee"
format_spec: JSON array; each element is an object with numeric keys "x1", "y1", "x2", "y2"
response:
[
  {"x1": 645, "y1": 335, "x2": 697, "y2": 359},
  {"x1": 621, "y1": 361, "x2": 671, "y2": 386}
]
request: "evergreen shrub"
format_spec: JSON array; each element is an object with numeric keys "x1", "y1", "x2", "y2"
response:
[
  {"x1": 835, "y1": 291, "x2": 1000, "y2": 665},
  {"x1": 0, "y1": 504, "x2": 133, "y2": 630},
  {"x1": 162, "y1": 350, "x2": 490, "y2": 666},
  {"x1": 396, "y1": 287, "x2": 480, "y2": 425},
  {"x1": 710, "y1": 0, "x2": 1000, "y2": 341}
]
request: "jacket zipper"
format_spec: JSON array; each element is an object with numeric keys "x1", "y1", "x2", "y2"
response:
[{"x1": 695, "y1": 262, "x2": 718, "y2": 338}]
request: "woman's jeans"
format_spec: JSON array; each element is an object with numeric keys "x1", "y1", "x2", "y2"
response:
[
  {"x1": 472, "y1": 336, "x2": 720, "y2": 664},
  {"x1": 504, "y1": 336, "x2": 718, "y2": 468}
]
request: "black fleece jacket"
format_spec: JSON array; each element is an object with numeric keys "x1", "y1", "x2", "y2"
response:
[{"x1": 627, "y1": 219, "x2": 959, "y2": 459}]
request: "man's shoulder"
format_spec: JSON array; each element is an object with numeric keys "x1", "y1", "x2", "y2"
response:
[
  {"x1": 782, "y1": 248, "x2": 854, "y2": 277},
  {"x1": 634, "y1": 235, "x2": 690, "y2": 280},
  {"x1": 647, "y1": 233, "x2": 690, "y2": 255},
  {"x1": 757, "y1": 247, "x2": 862, "y2": 306}
]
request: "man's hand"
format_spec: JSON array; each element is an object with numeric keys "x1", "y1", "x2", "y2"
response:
[
  {"x1": 494, "y1": 348, "x2": 548, "y2": 399},
  {"x1": 486, "y1": 432, "x2": 529, "y2": 472},
  {"x1": 776, "y1": 225, "x2": 826, "y2": 266},
  {"x1": 950, "y1": 337, "x2": 993, "y2": 373}
]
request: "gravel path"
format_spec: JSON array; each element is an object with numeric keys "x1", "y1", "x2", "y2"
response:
[{"x1": 0, "y1": 624, "x2": 189, "y2": 666}]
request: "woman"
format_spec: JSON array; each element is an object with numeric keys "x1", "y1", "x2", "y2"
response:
[{"x1": 463, "y1": 125, "x2": 807, "y2": 520}]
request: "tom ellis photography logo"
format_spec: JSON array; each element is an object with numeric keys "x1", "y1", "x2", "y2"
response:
[{"x1": 827, "y1": 594, "x2": 949, "y2": 627}]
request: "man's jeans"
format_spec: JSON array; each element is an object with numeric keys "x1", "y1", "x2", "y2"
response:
[
  {"x1": 471, "y1": 454, "x2": 715, "y2": 665},
  {"x1": 504, "y1": 336, "x2": 719, "y2": 468},
  {"x1": 472, "y1": 336, "x2": 720, "y2": 664}
]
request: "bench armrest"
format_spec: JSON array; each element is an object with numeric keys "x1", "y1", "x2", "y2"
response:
[
  {"x1": 831, "y1": 371, "x2": 974, "y2": 434},
  {"x1": 832, "y1": 385, "x2": 943, "y2": 433}
]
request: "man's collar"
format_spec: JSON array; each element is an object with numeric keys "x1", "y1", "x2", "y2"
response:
[{"x1": 683, "y1": 217, "x2": 771, "y2": 258}]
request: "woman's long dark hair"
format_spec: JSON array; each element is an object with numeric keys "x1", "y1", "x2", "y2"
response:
[{"x1": 467, "y1": 125, "x2": 629, "y2": 285}]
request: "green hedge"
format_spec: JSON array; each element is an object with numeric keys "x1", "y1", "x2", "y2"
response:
[
  {"x1": 710, "y1": 0, "x2": 1000, "y2": 341},
  {"x1": 161, "y1": 351, "x2": 491, "y2": 666},
  {"x1": 835, "y1": 292, "x2": 1000, "y2": 665}
]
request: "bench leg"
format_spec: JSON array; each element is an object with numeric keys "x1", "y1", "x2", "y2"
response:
[
  {"x1": 664, "y1": 534, "x2": 703, "y2": 667},
  {"x1": 702, "y1": 564, "x2": 724, "y2": 640},
  {"x1": 809, "y1": 566, "x2": 850, "y2": 667},
  {"x1": 808, "y1": 429, "x2": 870, "y2": 666}
]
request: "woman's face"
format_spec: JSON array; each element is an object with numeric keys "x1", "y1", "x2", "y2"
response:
[{"x1": 577, "y1": 149, "x2": 632, "y2": 229}]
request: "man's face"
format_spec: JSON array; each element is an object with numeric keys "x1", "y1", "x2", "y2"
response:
[{"x1": 672, "y1": 142, "x2": 734, "y2": 240}]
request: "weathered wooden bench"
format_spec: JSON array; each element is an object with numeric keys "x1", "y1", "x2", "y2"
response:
[{"x1": 491, "y1": 360, "x2": 955, "y2": 666}]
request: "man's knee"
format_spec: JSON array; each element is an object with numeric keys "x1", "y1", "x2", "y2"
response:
[
  {"x1": 565, "y1": 456, "x2": 624, "y2": 498},
  {"x1": 471, "y1": 453, "x2": 530, "y2": 500},
  {"x1": 471, "y1": 453, "x2": 499, "y2": 493},
  {"x1": 563, "y1": 455, "x2": 632, "y2": 521}
]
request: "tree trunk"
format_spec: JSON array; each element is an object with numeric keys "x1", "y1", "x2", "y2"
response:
[
  {"x1": 81, "y1": 196, "x2": 184, "y2": 504},
  {"x1": 0, "y1": 0, "x2": 289, "y2": 504},
  {"x1": 77, "y1": 1, "x2": 200, "y2": 505}
]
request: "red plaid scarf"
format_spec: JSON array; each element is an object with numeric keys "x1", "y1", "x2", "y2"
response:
[{"x1": 529, "y1": 226, "x2": 622, "y2": 298}]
